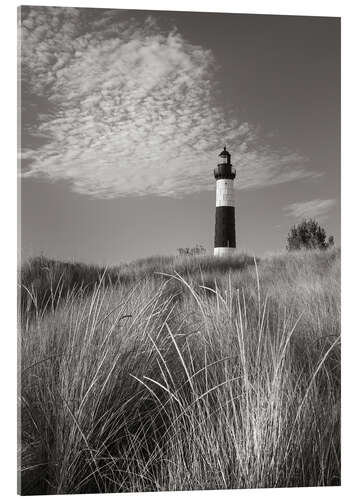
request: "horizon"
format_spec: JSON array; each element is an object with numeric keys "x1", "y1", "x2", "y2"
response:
[{"x1": 19, "y1": 7, "x2": 340, "y2": 266}]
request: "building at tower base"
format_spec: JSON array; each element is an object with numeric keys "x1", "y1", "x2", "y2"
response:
[{"x1": 214, "y1": 147, "x2": 236, "y2": 256}]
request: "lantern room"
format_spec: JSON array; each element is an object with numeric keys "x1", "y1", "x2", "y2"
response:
[{"x1": 214, "y1": 146, "x2": 236, "y2": 180}]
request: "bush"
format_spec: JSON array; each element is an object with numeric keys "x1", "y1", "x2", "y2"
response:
[
  {"x1": 286, "y1": 218, "x2": 334, "y2": 251},
  {"x1": 177, "y1": 244, "x2": 206, "y2": 256}
]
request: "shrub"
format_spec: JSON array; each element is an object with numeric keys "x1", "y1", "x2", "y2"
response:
[
  {"x1": 286, "y1": 218, "x2": 335, "y2": 251},
  {"x1": 177, "y1": 244, "x2": 207, "y2": 256}
]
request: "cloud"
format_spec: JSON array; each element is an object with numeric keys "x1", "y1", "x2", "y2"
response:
[
  {"x1": 284, "y1": 199, "x2": 336, "y2": 220},
  {"x1": 20, "y1": 6, "x2": 315, "y2": 198}
]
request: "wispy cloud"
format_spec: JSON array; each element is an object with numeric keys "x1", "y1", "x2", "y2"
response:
[
  {"x1": 20, "y1": 6, "x2": 315, "y2": 198},
  {"x1": 284, "y1": 199, "x2": 336, "y2": 220}
]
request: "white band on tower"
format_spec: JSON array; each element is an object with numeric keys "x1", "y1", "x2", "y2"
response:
[
  {"x1": 214, "y1": 247, "x2": 236, "y2": 257},
  {"x1": 216, "y1": 179, "x2": 235, "y2": 207}
]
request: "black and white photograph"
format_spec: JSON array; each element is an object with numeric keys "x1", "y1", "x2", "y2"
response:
[{"x1": 18, "y1": 4, "x2": 341, "y2": 496}]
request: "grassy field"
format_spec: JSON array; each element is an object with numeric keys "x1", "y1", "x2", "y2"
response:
[{"x1": 18, "y1": 249, "x2": 340, "y2": 495}]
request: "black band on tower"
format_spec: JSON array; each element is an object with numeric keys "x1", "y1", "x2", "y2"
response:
[{"x1": 214, "y1": 206, "x2": 236, "y2": 248}]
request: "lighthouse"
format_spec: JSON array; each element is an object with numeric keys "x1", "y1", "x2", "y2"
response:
[{"x1": 214, "y1": 146, "x2": 237, "y2": 256}]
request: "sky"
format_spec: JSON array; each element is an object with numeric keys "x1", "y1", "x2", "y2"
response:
[{"x1": 19, "y1": 7, "x2": 340, "y2": 265}]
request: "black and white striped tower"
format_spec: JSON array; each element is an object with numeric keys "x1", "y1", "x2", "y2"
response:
[{"x1": 214, "y1": 146, "x2": 237, "y2": 256}]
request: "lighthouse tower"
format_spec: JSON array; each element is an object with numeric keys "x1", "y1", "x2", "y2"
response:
[{"x1": 214, "y1": 146, "x2": 237, "y2": 256}]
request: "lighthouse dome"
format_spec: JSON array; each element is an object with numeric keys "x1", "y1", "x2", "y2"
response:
[
  {"x1": 219, "y1": 146, "x2": 230, "y2": 157},
  {"x1": 218, "y1": 146, "x2": 231, "y2": 165}
]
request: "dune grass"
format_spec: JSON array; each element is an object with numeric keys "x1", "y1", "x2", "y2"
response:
[
  {"x1": 18, "y1": 249, "x2": 340, "y2": 494},
  {"x1": 20, "y1": 253, "x2": 257, "y2": 320}
]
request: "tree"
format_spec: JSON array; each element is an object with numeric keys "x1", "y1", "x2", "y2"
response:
[{"x1": 286, "y1": 218, "x2": 334, "y2": 251}]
